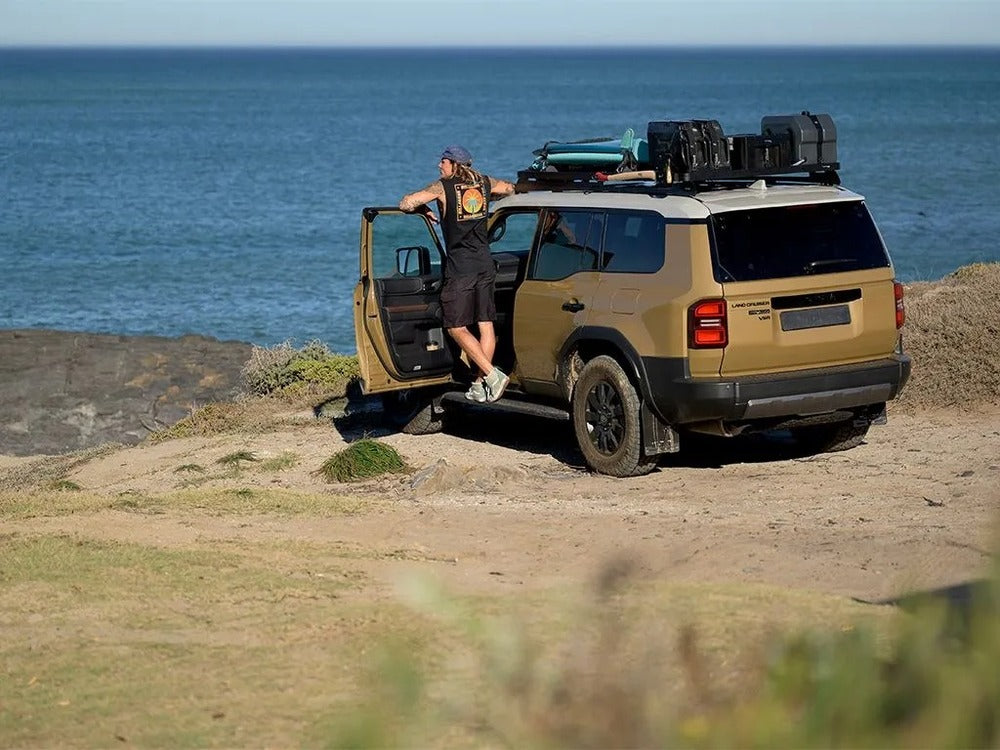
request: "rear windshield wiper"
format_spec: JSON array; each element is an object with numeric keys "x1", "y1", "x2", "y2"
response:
[{"x1": 804, "y1": 258, "x2": 856, "y2": 273}]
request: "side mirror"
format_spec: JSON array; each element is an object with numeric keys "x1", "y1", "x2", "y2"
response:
[
  {"x1": 488, "y1": 219, "x2": 507, "y2": 244},
  {"x1": 396, "y1": 245, "x2": 431, "y2": 277}
]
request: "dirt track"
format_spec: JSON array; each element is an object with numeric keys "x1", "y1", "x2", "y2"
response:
[{"x1": 6, "y1": 404, "x2": 995, "y2": 606}]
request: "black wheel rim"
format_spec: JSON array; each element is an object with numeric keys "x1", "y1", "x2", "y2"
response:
[{"x1": 584, "y1": 380, "x2": 625, "y2": 455}]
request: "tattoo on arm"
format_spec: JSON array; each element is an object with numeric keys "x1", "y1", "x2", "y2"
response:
[{"x1": 399, "y1": 181, "x2": 445, "y2": 212}]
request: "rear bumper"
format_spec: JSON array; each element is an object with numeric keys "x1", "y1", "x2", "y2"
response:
[{"x1": 642, "y1": 355, "x2": 912, "y2": 425}]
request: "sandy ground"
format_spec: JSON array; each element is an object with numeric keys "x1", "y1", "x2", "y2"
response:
[{"x1": 8, "y1": 403, "x2": 998, "y2": 606}]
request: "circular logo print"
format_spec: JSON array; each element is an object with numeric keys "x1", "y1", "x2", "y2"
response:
[{"x1": 461, "y1": 188, "x2": 484, "y2": 214}]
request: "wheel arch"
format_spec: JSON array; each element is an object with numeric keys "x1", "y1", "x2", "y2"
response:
[{"x1": 558, "y1": 327, "x2": 647, "y2": 402}]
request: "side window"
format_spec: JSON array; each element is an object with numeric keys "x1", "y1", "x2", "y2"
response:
[
  {"x1": 370, "y1": 213, "x2": 443, "y2": 280},
  {"x1": 530, "y1": 210, "x2": 603, "y2": 281},
  {"x1": 602, "y1": 212, "x2": 666, "y2": 273},
  {"x1": 488, "y1": 211, "x2": 540, "y2": 254}
]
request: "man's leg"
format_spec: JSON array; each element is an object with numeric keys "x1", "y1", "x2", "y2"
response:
[
  {"x1": 447, "y1": 325, "x2": 493, "y2": 375},
  {"x1": 474, "y1": 321, "x2": 496, "y2": 377}
]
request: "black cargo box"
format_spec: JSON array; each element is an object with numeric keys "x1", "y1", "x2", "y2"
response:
[
  {"x1": 647, "y1": 119, "x2": 729, "y2": 182},
  {"x1": 761, "y1": 112, "x2": 837, "y2": 165}
]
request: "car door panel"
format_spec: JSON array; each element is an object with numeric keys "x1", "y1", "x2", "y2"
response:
[{"x1": 354, "y1": 208, "x2": 454, "y2": 393}]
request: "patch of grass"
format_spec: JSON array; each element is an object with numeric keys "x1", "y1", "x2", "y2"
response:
[
  {"x1": 216, "y1": 450, "x2": 258, "y2": 470},
  {"x1": 0, "y1": 534, "x2": 407, "y2": 749},
  {"x1": 316, "y1": 440, "x2": 407, "y2": 483},
  {"x1": 109, "y1": 491, "x2": 165, "y2": 515},
  {"x1": 259, "y1": 451, "x2": 299, "y2": 472},
  {"x1": 0, "y1": 444, "x2": 123, "y2": 492},
  {"x1": 48, "y1": 479, "x2": 81, "y2": 491},
  {"x1": 897, "y1": 262, "x2": 1000, "y2": 413},
  {"x1": 239, "y1": 339, "x2": 359, "y2": 400},
  {"x1": 0, "y1": 487, "x2": 368, "y2": 521},
  {"x1": 173, "y1": 463, "x2": 205, "y2": 474},
  {"x1": 146, "y1": 401, "x2": 286, "y2": 444}
]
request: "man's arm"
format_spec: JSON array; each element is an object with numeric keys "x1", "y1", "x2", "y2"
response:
[
  {"x1": 399, "y1": 181, "x2": 445, "y2": 212},
  {"x1": 489, "y1": 177, "x2": 516, "y2": 197}
]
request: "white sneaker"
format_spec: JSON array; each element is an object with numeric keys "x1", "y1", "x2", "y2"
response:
[
  {"x1": 484, "y1": 367, "x2": 509, "y2": 403},
  {"x1": 464, "y1": 380, "x2": 487, "y2": 403}
]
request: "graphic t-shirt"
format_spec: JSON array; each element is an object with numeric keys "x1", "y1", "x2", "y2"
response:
[{"x1": 439, "y1": 175, "x2": 493, "y2": 277}]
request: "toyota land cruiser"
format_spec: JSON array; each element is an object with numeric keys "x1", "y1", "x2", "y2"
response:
[{"x1": 352, "y1": 113, "x2": 911, "y2": 476}]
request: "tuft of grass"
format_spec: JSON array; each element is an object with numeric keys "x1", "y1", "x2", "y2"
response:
[
  {"x1": 239, "y1": 339, "x2": 359, "y2": 400},
  {"x1": 0, "y1": 444, "x2": 122, "y2": 492},
  {"x1": 316, "y1": 440, "x2": 407, "y2": 483},
  {"x1": 48, "y1": 479, "x2": 81, "y2": 491},
  {"x1": 217, "y1": 451, "x2": 258, "y2": 471},
  {"x1": 110, "y1": 491, "x2": 164, "y2": 515},
  {"x1": 174, "y1": 463, "x2": 206, "y2": 474},
  {"x1": 260, "y1": 452, "x2": 300, "y2": 472}
]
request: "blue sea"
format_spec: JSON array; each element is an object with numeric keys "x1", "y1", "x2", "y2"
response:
[{"x1": 2, "y1": 47, "x2": 999, "y2": 353}]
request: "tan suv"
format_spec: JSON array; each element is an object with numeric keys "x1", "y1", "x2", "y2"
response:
[{"x1": 352, "y1": 113, "x2": 911, "y2": 476}]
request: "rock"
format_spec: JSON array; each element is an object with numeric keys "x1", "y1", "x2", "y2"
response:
[{"x1": 0, "y1": 329, "x2": 252, "y2": 456}]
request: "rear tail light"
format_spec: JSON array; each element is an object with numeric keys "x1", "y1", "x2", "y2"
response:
[
  {"x1": 689, "y1": 298, "x2": 728, "y2": 348},
  {"x1": 894, "y1": 281, "x2": 905, "y2": 329}
]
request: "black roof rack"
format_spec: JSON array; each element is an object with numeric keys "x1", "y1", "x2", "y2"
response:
[{"x1": 514, "y1": 166, "x2": 841, "y2": 194}]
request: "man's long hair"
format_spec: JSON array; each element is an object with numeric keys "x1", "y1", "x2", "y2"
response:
[{"x1": 454, "y1": 163, "x2": 485, "y2": 185}]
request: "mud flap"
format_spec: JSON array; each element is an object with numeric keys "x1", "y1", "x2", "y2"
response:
[{"x1": 641, "y1": 401, "x2": 679, "y2": 456}]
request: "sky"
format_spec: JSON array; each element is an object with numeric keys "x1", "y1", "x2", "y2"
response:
[{"x1": 1, "y1": 0, "x2": 999, "y2": 48}]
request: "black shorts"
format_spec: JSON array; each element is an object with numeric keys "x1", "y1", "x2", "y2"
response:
[{"x1": 440, "y1": 270, "x2": 496, "y2": 329}]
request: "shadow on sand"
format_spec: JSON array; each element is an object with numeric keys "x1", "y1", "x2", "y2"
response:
[{"x1": 322, "y1": 392, "x2": 838, "y2": 474}]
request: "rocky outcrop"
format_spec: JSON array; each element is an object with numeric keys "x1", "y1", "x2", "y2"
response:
[{"x1": 0, "y1": 329, "x2": 252, "y2": 456}]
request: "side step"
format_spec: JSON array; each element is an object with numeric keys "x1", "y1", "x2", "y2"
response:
[{"x1": 439, "y1": 390, "x2": 570, "y2": 421}]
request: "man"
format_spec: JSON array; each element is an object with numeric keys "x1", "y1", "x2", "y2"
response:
[{"x1": 399, "y1": 145, "x2": 515, "y2": 403}]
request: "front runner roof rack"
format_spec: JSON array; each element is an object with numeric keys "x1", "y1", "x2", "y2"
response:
[{"x1": 514, "y1": 111, "x2": 840, "y2": 193}]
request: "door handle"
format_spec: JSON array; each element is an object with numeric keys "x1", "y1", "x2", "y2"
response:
[{"x1": 561, "y1": 300, "x2": 585, "y2": 313}]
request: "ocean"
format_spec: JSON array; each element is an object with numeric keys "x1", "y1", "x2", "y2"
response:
[{"x1": 2, "y1": 46, "x2": 999, "y2": 353}]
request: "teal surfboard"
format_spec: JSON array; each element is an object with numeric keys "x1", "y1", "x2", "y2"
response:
[{"x1": 531, "y1": 128, "x2": 649, "y2": 171}]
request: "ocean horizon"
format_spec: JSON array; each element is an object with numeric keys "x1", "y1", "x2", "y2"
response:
[{"x1": 3, "y1": 45, "x2": 998, "y2": 351}]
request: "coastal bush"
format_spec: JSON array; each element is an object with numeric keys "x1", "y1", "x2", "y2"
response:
[
  {"x1": 330, "y1": 561, "x2": 1000, "y2": 749},
  {"x1": 316, "y1": 440, "x2": 407, "y2": 482},
  {"x1": 896, "y1": 261, "x2": 1000, "y2": 412},
  {"x1": 239, "y1": 339, "x2": 358, "y2": 399}
]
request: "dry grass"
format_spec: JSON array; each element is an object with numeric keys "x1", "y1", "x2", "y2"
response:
[
  {"x1": 896, "y1": 262, "x2": 1000, "y2": 413},
  {"x1": 144, "y1": 399, "x2": 313, "y2": 445},
  {"x1": 0, "y1": 443, "x2": 123, "y2": 493}
]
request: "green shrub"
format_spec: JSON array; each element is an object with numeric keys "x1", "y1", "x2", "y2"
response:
[
  {"x1": 334, "y1": 566, "x2": 1000, "y2": 749},
  {"x1": 316, "y1": 440, "x2": 407, "y2": 483},
  {"x1": 239, "y1": 339, "x2": 359, "y2": 398}
]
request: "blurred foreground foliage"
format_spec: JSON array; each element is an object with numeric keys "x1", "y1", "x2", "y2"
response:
[{"x1": 334, "y1": 560, "x2": 1000, "y2": 749}]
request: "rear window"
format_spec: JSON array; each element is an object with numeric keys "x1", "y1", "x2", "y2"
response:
[{"x1": 711, "y1": 201, "x2": 890, "y2": 282}]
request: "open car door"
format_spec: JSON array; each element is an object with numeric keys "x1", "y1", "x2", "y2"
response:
[{"x1": 353, "y1": 207, "x2": 455, "y2": 394}]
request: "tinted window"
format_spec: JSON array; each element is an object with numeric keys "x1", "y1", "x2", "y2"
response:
[
  {"x1": 489, "y1": 211, "x2": 539, "y2": 254},
  {"x1": 602, "y1": 212, "x2": 665, "y2": 273},
  {"x1": 531, "y1": 210, "x2": 603, "y2": 281},
  {"x1": 711, "y1": 201, "x2": 890, "y2": 282}
]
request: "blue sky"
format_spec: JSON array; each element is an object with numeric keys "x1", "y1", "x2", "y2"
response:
[{"x1": 2, "y1": 0, "x2": 998, "y2": 47}]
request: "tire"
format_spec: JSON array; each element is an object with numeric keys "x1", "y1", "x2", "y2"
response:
[
  {"x1": 381, "y1": 389, "x2": 444, "y2": 435},
  {"x1": 572, "y1": 355, "x2": 657, "y2": 477},
  {"x1": 792, "y1": 418, "x2": 870, "y2": 453}
]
